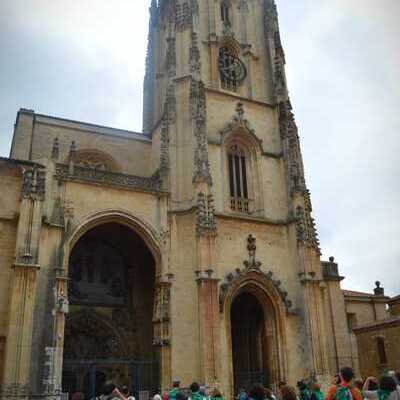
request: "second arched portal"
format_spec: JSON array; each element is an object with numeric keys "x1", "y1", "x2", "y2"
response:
[
  {"x1": 62, "y1": 222, "x2": 160, "y2": 398},
  {"x1": 229, "y1": 281, "x2": 286, "y2": 393}
]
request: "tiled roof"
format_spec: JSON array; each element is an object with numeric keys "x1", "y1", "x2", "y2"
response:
[
  {"x1": 343, "y1": 290, "x2": 374, "y2": 297},
  {"x1": 353, "y1": 317, "x2": 400, "y2": 333}
]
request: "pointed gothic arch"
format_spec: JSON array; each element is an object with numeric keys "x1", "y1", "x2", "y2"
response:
[{"x1": 221, "y1": 270, "x2": 289, "y2": 391}]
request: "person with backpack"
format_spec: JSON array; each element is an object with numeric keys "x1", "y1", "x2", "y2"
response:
[
  {"x1": 362, "y1": 377, "x2": 379, "y2": 400},
  {"x1": 326, "y1": 367, "x2": 363, "y2": 400},
  {"x1": 237, "y1": 388, "x2": 248, "y2": 400},
  {"x1": 378, "y1": 376, "x2": 400, "y2": 400},
  {"x1": 189, "y1": 382, "x2": 203, "y2": 400},
  {"x1": 210, "y1": 389, "x2": 224, "y2": 400},
  {"x1": 169, "y1": 381, "x2": 181, "y2": 400},
  {"x1": 310, "y1": 383, "x2": 324, "y2": 400},
  {"x1": 298, "y1": 381, "x2": 311, "y2": 400}
]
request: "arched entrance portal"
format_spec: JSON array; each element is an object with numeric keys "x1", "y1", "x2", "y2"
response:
[
  {"x1": 231, "y1": 291, "x2": 268, "y2": 391},
  {"x1": 62, "y1": 222, "x2": 158, "y2": 398}
]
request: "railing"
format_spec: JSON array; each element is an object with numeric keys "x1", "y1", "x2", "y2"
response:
[{"x1": 230, "y1": 197, "x2": 252, "y2": 213}]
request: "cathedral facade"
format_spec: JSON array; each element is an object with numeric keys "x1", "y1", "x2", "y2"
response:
[{"x1": 0, "y1": 0, "x2": 392, "y2": 398}]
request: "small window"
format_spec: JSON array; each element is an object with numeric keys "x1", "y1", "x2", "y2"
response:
[
  {"x1": 377, "y1": 337, "x2": 387, "y2": 365},
  {"x1": 221, "y1": 2, "x2": 230, "y2": 26},
  {"x1": 228, "y1": 144, "x2": 250, "y2": 213}
]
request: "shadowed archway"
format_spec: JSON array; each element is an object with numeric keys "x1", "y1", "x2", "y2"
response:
[{"x1": 62, "y1": 222, "x2": 158, "y2": 397}]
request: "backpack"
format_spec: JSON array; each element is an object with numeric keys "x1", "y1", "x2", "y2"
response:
[{"x1": 335, "y1": 386, "x2": 353, "y2": 400}]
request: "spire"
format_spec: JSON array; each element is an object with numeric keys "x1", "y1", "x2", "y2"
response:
[{"x1": 143, "y1": 0, "x2": 158, "y2": 133}]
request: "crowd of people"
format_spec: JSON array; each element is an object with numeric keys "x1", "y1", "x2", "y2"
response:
[{"x1": 91, "y1": 367, "x2": 400, "y2": 400}]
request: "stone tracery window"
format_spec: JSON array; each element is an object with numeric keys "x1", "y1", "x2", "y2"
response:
[
  {"x1": 69, "y1": 149, "x2": 120, "y2": 172},
  {"x1": 218, "y1": 47, "x2": 247, "y2": 91},
  {"x1": 228, "y1": 143, "x2": 250, "y2": 213}
]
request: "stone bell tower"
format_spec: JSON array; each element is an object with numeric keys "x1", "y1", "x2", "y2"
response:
[{"x1": 142, "y1": 0, "x2": 331, "y2": 392}]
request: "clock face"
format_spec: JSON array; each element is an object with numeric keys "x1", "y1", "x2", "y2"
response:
[{"x1": 218, "y1": 50, "x2": 247, "y2": 84}]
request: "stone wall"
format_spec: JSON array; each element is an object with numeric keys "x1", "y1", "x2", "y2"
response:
[{"x1": 355, "y1": 321, "x2": 400, "y2": 378}]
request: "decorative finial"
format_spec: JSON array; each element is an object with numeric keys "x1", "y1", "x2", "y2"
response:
[
  {"x1": 374, "y1": 281, "x2": 384, "y2": 296},
  {"x1": 329, "y1": 256, "x2": 335, "y2": 263},
  {"x1": 51, "y1": 137, "x2": 59, "y2": 160}
]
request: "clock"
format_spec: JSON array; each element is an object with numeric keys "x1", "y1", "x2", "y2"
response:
[{"x1": 218, "y1": 50, "x2": 247, "y2": 85}]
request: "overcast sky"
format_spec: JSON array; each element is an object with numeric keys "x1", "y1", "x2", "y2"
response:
[{"x1": 0, "y1": 0, "x2": 399, "y2": 296}]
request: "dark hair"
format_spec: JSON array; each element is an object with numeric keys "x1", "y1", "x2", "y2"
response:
[
  {"x1": 368, "y1": 381, "x2": 379, "y2": 391},
  {"x1": 281, "y1": 386, "x2": 297, "y2": 400},
  {"x1": 340, "y1": 367, "x2": 354, "y2": 383},
  {"x1": 249, "y1": 384, "x2": 265, "y2": 400},
  {"x1": 122, "y1": 386, "x2": 130, "y2": 396},
  {"x1": 176, "y1": 392, "x2": 187, "y2": 400},
  {"x1": 278, "y1": 382, "x2": 287, "y2": 388},
  {"x1": 380, "y1": 376, "x2": 397, "y2": 392},
  {"x1": 190, "y1": 383, "x2": 200, "y2": 393},
  {"x1": 173, "y1": 382, "x2": 180, "y2": 388},
  {"x1": 354, "y1": 380, "x2": 363, "y2": 390},
  {"x1": 103, "y1": 384, "x2": 116, "y2": 396},
  {"x1": 212, "y1": 389, "x2": 222, "y2": 398},
  {"x1": 297, "y1": 381, "x2": 307, "y2": 391}
]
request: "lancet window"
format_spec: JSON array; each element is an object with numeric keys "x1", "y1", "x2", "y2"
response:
[{"x1": 228, "y1": 143, "x2": 250, "y2": 213}]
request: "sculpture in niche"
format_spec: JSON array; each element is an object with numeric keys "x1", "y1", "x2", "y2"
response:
[{"x1": 68, "y1": 239, "x2": 127, "y2": 307}]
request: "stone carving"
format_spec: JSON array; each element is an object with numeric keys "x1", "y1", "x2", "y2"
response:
[
  {"x1": 196, "y1": 192, "x2": 216, "y2": 237},
  {"x1": 158, "y1": 228, "x2": 170, "y2": 249},
  {"x1": 166, "y1": 37, "x2": 176, "y2": 78},
  {"x1": 189, "y1": 31, "x2": 201, "y2": 76},
  {"x1": 160, "y1": 116, "x2": 170, "y2": 176},
  {"x1": 220, "y1": 102, "x2": 262, "y2": 149},
  {"x1": 296, "y1": 205, "x2": 321, "y2": 255},
  {"x1": 55, "y1": 291, "x2": 69, "y2": 314},
  {"x1": 265, "y1": 0, "x2": 278, "y2": 38},
  {"x1": 219, "y1": 266, "x2": 293, "y2": 313},
  {"x1": 243, "y1": 234, "x2": 262, "y2": 270},
  {"x1": 166, "y1": 84, "x2": 176, "y2": 125},
  {"x1": 68, "y1": 141, "x2": 76, "y2": 162},
  {"x1": 21, "y1": 165, "x2": 46, "y2": 201},
  {"x1": 51, "y1": 137, "x2": 59, "y2": 160},
  {"x1": 175, "y1": 1, "x2": 193, "y2": 31},
  {"x1": 55, "y1": 163, "x2": 163, "y2": 193},
  {"x1": 73, "y1": 150, "x2": 118, "y2": 172},
  {"x1": 278, "y1": 101, "x2": 307, "y2": 195},
  {"x1": 190, "y1": 79, "x2": 212, "y2": 185},
  {"x1": 153, "y1": 283, "x2": 171, "y2": 347}
]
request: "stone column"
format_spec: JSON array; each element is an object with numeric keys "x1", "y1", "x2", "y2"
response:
[
  {"x1": 2, "y1": 165, "x2": 45, "y2": 392},
  {"x1": 196, "y1": 271, "x2": 220, "y2": 387}
]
